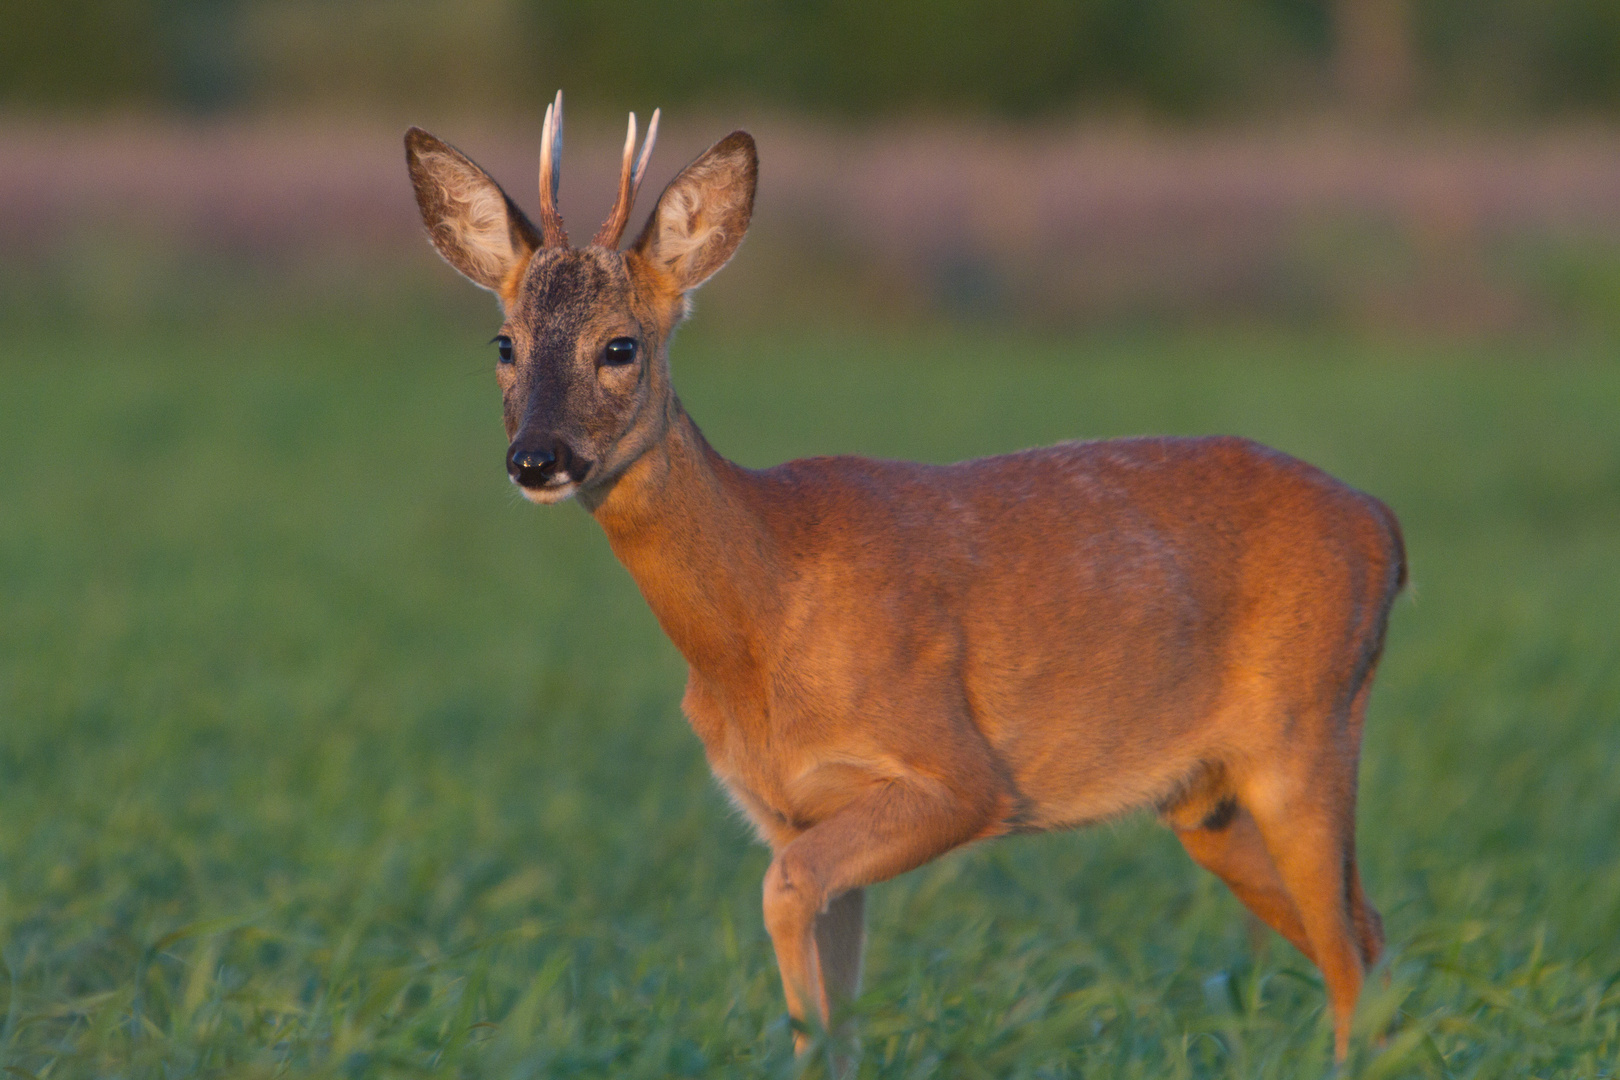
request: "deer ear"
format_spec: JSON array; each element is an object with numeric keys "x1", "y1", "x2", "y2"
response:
[
  {"x1": 406, "y1": 127, "x2": 540, "y2": 294},
  {"x1": 633, "y1": 131, "x2": 756, "y2": 293}
]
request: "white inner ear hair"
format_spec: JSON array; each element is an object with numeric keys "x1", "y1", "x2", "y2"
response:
[
  {"x1": 422, "y1": 151, "x2": 516, "y2": 284},
  {"x1": 656, "y1": 178, "x2": 727, "y2": 278}
]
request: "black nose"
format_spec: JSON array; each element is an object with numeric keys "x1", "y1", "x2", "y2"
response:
[{"x1": 507, "y1": 437, "x2": 577, "y2": 488}]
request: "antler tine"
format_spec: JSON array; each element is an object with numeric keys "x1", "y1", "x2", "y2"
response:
[
  {"x1": 538, "y1": 99, "x2": 552, "y2": 195},
  {"x1": 592, "y1": 112, "x2": 638, "y2": 248},
  {"x1": 537, "y1": 90, "x2": 569, "y2": 247},
  {"x1": 593, "y1": 106, "x2": 661, "y2": 249},
  {"x1": 633, "y1": 108, "x2": 660, "y2": 193}
]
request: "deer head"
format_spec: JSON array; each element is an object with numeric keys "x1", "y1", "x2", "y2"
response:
[{"x1": 405, "y1": 93, "x2": 757, "y2": 504}]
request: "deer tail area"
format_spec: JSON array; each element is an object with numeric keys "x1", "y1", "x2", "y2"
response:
[{"x1": 1373, "y1": 496, "x2": 1409, "y2": 598}]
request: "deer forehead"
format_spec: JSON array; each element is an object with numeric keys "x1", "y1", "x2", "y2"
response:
[{"x1": 511, "y1": 249, "x2": 640, "y2": 348}]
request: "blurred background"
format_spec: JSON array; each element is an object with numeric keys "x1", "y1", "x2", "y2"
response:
[
  {"x1": 3, "y1": 3, "x2": 1620, "y2": 1077},
  {"x1": 6, "y1": 0, "x2": 1620, "y2": 332}
]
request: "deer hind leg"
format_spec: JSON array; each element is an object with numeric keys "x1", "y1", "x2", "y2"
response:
[
  {"x1": 1172, "y1": 800, "x2": 1317, "y2": 964},
  {"x1": 1342, "y1": 678, "x2": 1386, "y2": 970},
  {"x1": 1348, "y1": 862, "x2": 1384, "y2": 968},
  {"x1": 1243, "y1": 755, "x2": 1371, "y2": 1063}
]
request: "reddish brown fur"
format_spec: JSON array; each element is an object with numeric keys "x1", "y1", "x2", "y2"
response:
[{"x1": 405, "y1": 114, "x2": 1406, "y2": 1064}]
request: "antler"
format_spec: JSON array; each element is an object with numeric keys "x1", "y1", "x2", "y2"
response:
[
  {"x1": 592, "y1": 107, "x2": 660, "y2": 249},
  {"x1": 537, "y1": 90, "x2": 569, "y2": 248}
]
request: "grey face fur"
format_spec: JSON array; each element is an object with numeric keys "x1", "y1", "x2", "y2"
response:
[{"x1": 497, "y1": 247, "x2": 674, "y2": 505}]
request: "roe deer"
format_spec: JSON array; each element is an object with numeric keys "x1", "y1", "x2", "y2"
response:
[{"x1": 404, "y1": 94, "x2": 1406, "y2": 1063}]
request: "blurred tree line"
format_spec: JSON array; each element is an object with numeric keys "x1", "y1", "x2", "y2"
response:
[{"x1": 3, "y1": 0, "x2": 1619, "y2": 119}]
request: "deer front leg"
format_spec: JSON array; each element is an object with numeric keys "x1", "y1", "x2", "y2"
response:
[
  {"x1": 814, "y1": 886, "x2": 865, "y2": 1016},
  {"x1": 804, "y1": 886, "x2": 865, "y2": 1074},
  {"x1": 762, "y1": 777, "x2": 1000, "y2": 1055}
]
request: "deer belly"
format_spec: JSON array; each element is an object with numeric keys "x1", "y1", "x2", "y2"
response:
[
  {"x1": 968, "y1": 643, "x2": 1229, "y2": 832},
  {"x1": 1003, "y1": 727, "x2": 1216, "y2": 831}
]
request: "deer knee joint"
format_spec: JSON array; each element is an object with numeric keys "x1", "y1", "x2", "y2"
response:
[{"x1": 763, "y1": 851, "x2": 823, "y2": 941}]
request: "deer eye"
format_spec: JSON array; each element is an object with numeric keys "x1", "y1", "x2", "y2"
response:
[
  {"x1": 494, "y1": 335, "x2": 514, "y2": 364},
  {"x1": 603, "y1": 338, "x2": 638, "y2": 366}
]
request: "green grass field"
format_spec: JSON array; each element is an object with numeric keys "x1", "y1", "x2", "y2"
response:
[{"x1": 2, "y1": 294, "x2": 1618, "y2": 1077}]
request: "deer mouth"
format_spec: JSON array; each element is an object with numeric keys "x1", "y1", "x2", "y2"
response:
[{"x1": 515, "y1": 476, "x2": 579, "y2": 504}]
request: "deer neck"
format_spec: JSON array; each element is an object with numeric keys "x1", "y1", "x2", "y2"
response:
[{"x1": 584, "y1": 402, "x2": 781, "y2": 682}]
